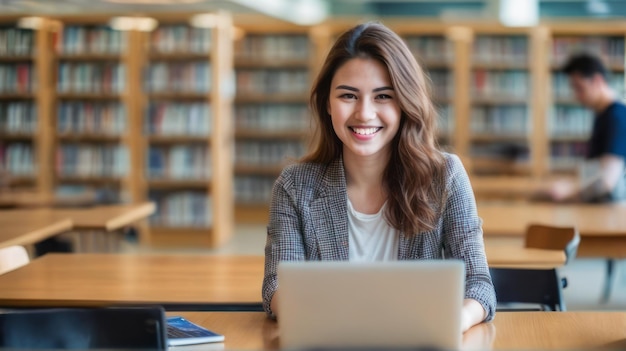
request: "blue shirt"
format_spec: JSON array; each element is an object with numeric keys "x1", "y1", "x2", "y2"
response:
[{"x1": 587, "y1": 101, "x2": 626, "y2": 160}]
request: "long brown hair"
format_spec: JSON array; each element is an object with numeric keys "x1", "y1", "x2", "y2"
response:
[{"x1": 304, "y1": 21, "x2": 446, "y2": 235}]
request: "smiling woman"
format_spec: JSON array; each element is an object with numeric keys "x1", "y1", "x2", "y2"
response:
[{"x1": 262, "y1": 21, "x2": 496, "y2": 333}]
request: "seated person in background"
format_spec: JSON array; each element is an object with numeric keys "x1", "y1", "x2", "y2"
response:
[
  {"x1": 538, "y1": 53, "x2": 626, "y2": 202},
  {"x1": 262, "y1": 22, "x2": 496, "y2": 332}
]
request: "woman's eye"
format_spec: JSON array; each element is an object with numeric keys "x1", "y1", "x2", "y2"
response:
[
  {"x1": 377, "y1": 94, "x2": 392, "y2": 100},
  {"x1": 340, "y1": 93, "x2": 356, "y2": 99}
]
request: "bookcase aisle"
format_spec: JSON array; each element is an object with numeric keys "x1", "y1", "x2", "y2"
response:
[
  {"x1": 54, "y1": 23, "x2": 130, "y2": 201},
  {"x1": 469, "y1": 33, "x2": 531, "y2": 176},
  {"x1": 144, "y1": 22, "x2": 215, "y2": 244},
  {"x1": 1, "y1": 14, "x2": 625, "y2": 238},
  {"x1": 0, "y1": 25, "x2": 38, "y2": 187},
  {"x1": 0, "y1": 14, "x2": 234, "y2": 247},
  {"x1": 143, "y1": 15, "x2": 234, "y2": 247},
  {"x1": 232, "y1": 21, "x2": 316, "y2": 223},
  {"x1": 548, "y1": 26, "x2": 625, "y2": 174}
]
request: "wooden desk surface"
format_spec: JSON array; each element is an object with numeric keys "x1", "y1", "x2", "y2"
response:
[
  {"x1": 51, "y1": 202, "x2": 155, "y2": 231},
  {"x1": 0, "y1": 190, "x2": 52, "y2": 208},
  {"x1": 0, "y1": 251, "x2": 563, "y2": 308},
  {"x1": 485, "y1": 245, "x2": 565, "y2": 268},
  {"x1": 479, "y1": 201, "x2": 626, "y2": 236},
  {"x1": 0, "y1": 254, "x2": 264, "y2": 308},
  {"x1": 478, "y1": 201, "x2": 626, "y2": 258},
  {"x1": 174, "y1": 311, "x2": 626, "y2": 350},
  {"x1": 0, "y1": 189, "x2": 96, "y2": 208},
  {"x1": 0, "y1": 209, "x2": 73, "y2": 249}
]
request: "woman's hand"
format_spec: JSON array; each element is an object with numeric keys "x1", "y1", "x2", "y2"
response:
[{"x1": 461, "y1": 299, "x2": 487, "y2": 332}]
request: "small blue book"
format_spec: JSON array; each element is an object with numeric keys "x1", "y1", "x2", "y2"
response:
[{"x1": 166, "y1": 316, "x2": 225, "y2": 346}]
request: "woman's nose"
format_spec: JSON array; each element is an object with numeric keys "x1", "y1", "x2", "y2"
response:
[{"x1": 355, "y1": 99, "x2": 376, "y2": 121}]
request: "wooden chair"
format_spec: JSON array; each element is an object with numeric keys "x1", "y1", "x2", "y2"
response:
[
  {"x1": 0, "y1": 245, "x2": 29, "y2": 275},
  {"x1": 491, "y1": 224, "x2": 579, "y2": 312},
  {"x1": 525, "y1": 224, "x2": 580, "y2": 264}
]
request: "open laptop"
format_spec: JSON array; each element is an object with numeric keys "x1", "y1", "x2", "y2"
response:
[{"x1": 277, "y1": 260, "x2": 465, "y2": 350}]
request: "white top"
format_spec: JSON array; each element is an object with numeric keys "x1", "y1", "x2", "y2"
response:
[{"x1": 347, "y1": 199, "x2": 399, "y2": 261}]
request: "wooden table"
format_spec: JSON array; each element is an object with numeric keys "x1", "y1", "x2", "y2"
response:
[
  {"x1": 53, "y1": 202, "x2": 156, "y2": 250},
  {"x1": 173, "y1": 311, "x2": 626, "y2": 350},
  {"x1": 52, "y1": 202, "x2": 155, "y2": 232},
  {"x1": 0, "y1": 189, "x2": 96, "y2": 209},
  {"x1": 0, "y1": 251, "x2": 563, "y2": 309},
  {"x1": 0, "y1": 209, "x2": 73, "y2": 249},
  {"x1": 485, "y1": 245, "x2": 565, "y2": 268},
  {"x1": 0, "y1": 254, "x2": 264, "y2": 310},
  {"x1": 0, "y1": 202, "x2": 155, "y2": 252},
  {"x1": 478, "y1": 201, "x2": 626, "y2": 258}
]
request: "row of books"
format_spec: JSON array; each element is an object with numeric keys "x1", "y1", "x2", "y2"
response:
[
  {"x1": 146, "y1": 145, "x2": 210, "y2": 180},
  {"x1": 149, "y1": 191, "x2": 212, "y2": 227},
  {"x1": 0, "y1": 143, "x2": 34, "y2": 176},
  {"x1": 235, "y1": 35, "x2": 309, "y2": 61},
  {"x1": 236, "y1": 70, "x2": 309, "y2": 95},
  {"x1": 0, "y1": 28, "x2": 34, "y2": 56},
  {"x1": 235, "y1": 140, "x2": 305, "y2": 166},
  {"x1": 473, "y1": 36, "x2": 528, "y2": 64},
  {"x1": 56, "y1": 144, "x2": 128, "y2": 177},
  {"x1": 150, "y1": 25, "x2": 212, "y2": 54},
  {"x1": 57, "y1": 102, "x2": 126, "y2": 135},
  {"x1": 0, "y1": 64, "x2": 34, "y2": 93},
  {"x1": 436, "y1": 106, "x2": 454, "y2": 134},
  {"x1": 235, "y1": 104, "x2": 309, "y2": 132},
  {"x1": 549, "y1": 106, "x2": 593, "y2": 137},
  {"x1": 471, "y1": 142, "x2": 529, "y2": 159},
  {"x1": 405, "y1": 36, "x2": 453, "y2": 64},
  {"x1": 470, "y1": 106, "x2": 528, "y2": 134},
  {"x1": 550, "y1": 141, "x2": 588, "y2": 161},
  {"x1": 145, "y1": 102, "x2": 211, "y2": 136},
  {"x1": 234, "y1": 175, "x2": 275, "y2": 204},
  {"x1": 0, "y1": 102, "x2": 37, "y2": 133},
  {"x1": 57, "y1": 63, "x2": 125, "y2": 94},
  {"x1": 428, "y1": 70, "x2": 452, "y2": 99},
  {"x1": 145, "y1": 62, "x2": 211, "y2": 93},
  {"x1": 552, "y1": 36, "x2": 624, "y2": 66},
  {"x1": 552, "y1": 72, "x2": 625, "y2": 98},
  {"x1": 59, "y1": 26, "x2": 126, "y2": 55},
  {"x1": 471, "y1": 70, "x2": 529, "y2": 99}
]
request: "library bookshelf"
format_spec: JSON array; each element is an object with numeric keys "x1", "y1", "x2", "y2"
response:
[
  {"x1": 1, "y1": 13, "x2": 625, "y2": 231},
  {"x1": 0, "y1": 17, "x2": 54, "y2": 193},
  {"x1": 547, "y1": 23, "x2": 626, "y2": 176},
  {"x1": 0, "y1": 13, "x2": 234, "y2": 247},
  {"x1": 232, "y1": 16, "x2": 320, "y2": 223}
]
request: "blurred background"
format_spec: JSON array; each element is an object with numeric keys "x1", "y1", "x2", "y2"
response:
[{"x1": 1, "y1": 0, "x2": 626, "y2": 309}]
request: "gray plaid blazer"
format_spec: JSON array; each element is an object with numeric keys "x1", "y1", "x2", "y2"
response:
[{"x1": 262, "y1": 152, "x2": 496, "y2": 321}]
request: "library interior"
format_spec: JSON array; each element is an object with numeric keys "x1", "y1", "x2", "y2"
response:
[{"x1": 2, "y1": 0, "x2": 626, "y2": 349}]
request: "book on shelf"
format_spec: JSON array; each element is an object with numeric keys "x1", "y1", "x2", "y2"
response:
[
  {"x1": 149, "y1": 191, "x2": 212, "y2": 228},
  {"x1": 0, "y1": 27, "x2": 34, "y2": 56},
  {"x1": 551, "y1": 36, "x2": 624, "y2": 67},
  {"x1": 150, "y1": 25, "x2": 212, "y2": 54},
  {"x1": 0, "y1": 63, "x2": 34, "y2": 93},
  {"x1": 236, "y1": 34, "x2": 309, "y2": 61},
  {"x1": 0, "y1": 102, "x2": 37, "y2": 134},
  {"x1": 60, "y1": 25, "x2": 125, "y2": 55}
]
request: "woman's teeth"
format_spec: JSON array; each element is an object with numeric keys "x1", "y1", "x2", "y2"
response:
[{"x1": 351, "y1": 127, "x2": 381, "y2": 135}]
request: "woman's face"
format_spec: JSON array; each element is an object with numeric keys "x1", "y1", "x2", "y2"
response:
[{"x1": 327, "y1": 57, "x2": 402, "y2": 162}]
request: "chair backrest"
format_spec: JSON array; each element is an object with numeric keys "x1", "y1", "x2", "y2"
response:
[
  {"x1": 0, "y1": 245, "x2": 29, "y2": 274},
  {"x1": 489, "y1": 267, "x2": 565, "y2": 311},
  {"x1": 525, "y1": 224, "x2": 580, "y2": 263}
]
